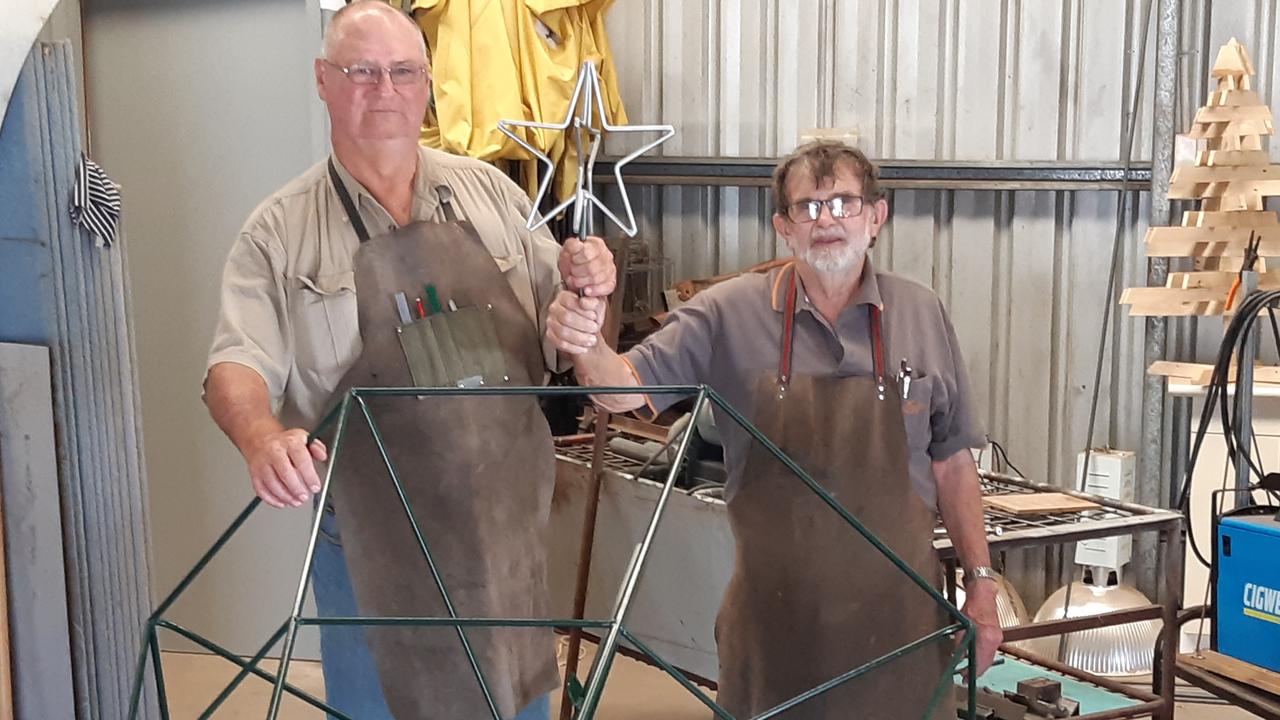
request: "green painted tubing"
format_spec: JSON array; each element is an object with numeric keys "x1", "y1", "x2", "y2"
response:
[
  {"x1": 923, "y1": 636, "x2": 971, "y2": 720},
  {"x1": 296, "y1": 616, "x2": 614, "y2": 629},
  {"x1": 617, "y1": 628, "x2": 735, "y2": 720},
  {"x1": 156, "y1": 620, "x2": 352, "y2": 720},
  {"x1": 125, "y1": 623, "x2": 156, "y2": 720},
  {"x1": 197, "y1": 620, "x2": 289, "y2": 720},
  {"x1": 268, "y1": 395, "x2": 353, "y2": 719},
  {"x1": 350, "y1": 385, "x2": 700, "y2": 398},
  {"x1": 148, "y1": 632, "x2": 170, "y2": 720},
  {"x1": 753, "y1": 624, "x2": 964, "y2": 720}
]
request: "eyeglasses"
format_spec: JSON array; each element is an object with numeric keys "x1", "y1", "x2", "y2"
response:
[
  {"x1": 325, "y1": 60, "x2": 428, "y2": 86},
  {"x1": 784, "y1": 195, "x2": 866, "y2": 224}
]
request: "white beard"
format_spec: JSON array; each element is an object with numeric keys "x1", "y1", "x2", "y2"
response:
[{"x1": 802, "y1": 227, "x2": 870, "y2": 275}]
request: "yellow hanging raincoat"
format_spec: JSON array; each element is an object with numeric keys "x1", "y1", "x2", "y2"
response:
[{"x1": 411, "y1": 0, "x2": 628, "y2": 202}]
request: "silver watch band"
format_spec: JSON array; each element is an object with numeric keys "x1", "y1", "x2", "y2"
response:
[{"x1": 963, "y1": 566, "x2": 998, "y2": 586}]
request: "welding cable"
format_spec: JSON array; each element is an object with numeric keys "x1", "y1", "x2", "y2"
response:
[{"x1": 1179, "y1": 287, "x2": 1280, "y2": 566}]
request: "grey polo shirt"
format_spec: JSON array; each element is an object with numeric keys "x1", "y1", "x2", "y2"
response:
[{"x1": 624, "y1": 261, "x2": 984, "y2": 509}]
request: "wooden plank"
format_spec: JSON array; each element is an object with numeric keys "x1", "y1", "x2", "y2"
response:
[
  {"x1": 1212, "y1": 38, "x2": 1255, "y2": 77},
  {"x1": 608, "y1": 415, "x2": 670, "y2": 444},
  {"x1": 1145, "y1": 226, "x2": 1280, "y2": 255},
  {"x1": 1196, "y1": 256, "x2": 1270, "y2": 272},
  {"x1": 1171, "y1": 165, "x2": 1280, "y2": 182},
  {"x1": 1183, "y1": 210, "x2": 1279, "y2": 227},
  {"x1": 1121, "y1": 286, "x2": 1228, "y2": 316},
  {"x1": 1208, "y1": 89, "x2": 1264, "y2": 107},
  {"x1": 1148, "y1": 360, "x2": 1214, "y2": 385},
  {"x1": 1166, "y1": 270, "x2": 1280, "y2": 290},
  {"x1": 1197, "y1": 149, "x2": 1273, "y2": 166},
  {"x1": 1122, "y1": 286, "x2": 1228, "y2": 304},
  {"x1": 1169, "y1": 179, "x2": 1280, "y2": 201},
  {"x1": 1148, "y1": 361, "x2": 1280, "y2": 385},
  {"x1": 983, "y1": 492, "x2": 1101, "y2": 516},
  {"x1": 1180, "y1": 651, "x2": 1280, "y2": 696},
  {"x1": 1194, "y1": 105, "x2": 1274, "y2": 124},
  {"x1": 1188, "y1": 119, "x2": 1273, "y2": 138}
]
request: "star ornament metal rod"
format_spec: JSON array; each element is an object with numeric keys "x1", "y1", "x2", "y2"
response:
[{"x1": 497, "y1": 60, "x2": 675, "y2": 238}]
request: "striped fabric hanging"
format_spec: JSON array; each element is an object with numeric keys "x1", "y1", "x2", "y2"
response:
[{"x1": 71, "y1": 152, "x2": 122, "y2": 247}]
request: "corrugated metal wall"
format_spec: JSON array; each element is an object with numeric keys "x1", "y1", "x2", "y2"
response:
[{"x1": 601, "y1": 0, "x2": 1280, "y2": 509}]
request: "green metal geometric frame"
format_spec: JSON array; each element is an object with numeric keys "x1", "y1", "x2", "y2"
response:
[{"x1": 127, "y1": 385, "x2": 978, "y2": 719}]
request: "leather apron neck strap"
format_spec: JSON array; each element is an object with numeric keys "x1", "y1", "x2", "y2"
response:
[
  {"x1": 327, "y1": 158, "x2": 460, "y2": 244},
  {"x1": 328, "y1": 158, "x2": 371, "y2": 243},
  {"x1": 777, "y1": 264, "x2": 887, "y2": 398}
]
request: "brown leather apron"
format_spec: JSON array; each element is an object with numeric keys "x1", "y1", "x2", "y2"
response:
[
  {"x1": 714, "y1": 266, "x2": 951, "y2": 719},
  {"x1": 322, "y1": 163, "x2": 558, "y2": 719}
]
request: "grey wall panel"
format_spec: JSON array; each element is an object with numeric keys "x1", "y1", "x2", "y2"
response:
[
  {"x1": 1, "y1": 40, "x2": 156, "y2": 719},
  {"x1": 603, "y1": 0, "x2": 1190, "y2": 161},
  {"x1": 83, "y1": 0, "x2": 326, "y2": 660},
  {"x1": 596, "y1": 0, "x2": 1280, "y2": 499},
  {"x1": 0, "y1": 344, "x2": 78, "y2": 720}
]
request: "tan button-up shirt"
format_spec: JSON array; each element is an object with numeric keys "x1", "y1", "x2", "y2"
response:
[{"x1": 207, "y1": 146, "x2": 562, "y2": 429}]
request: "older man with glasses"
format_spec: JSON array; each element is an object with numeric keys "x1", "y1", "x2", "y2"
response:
[
  {"x1": 203, "y1": 2, "x2": 614, "y2": 718},
  {"x1": 547, "y1": 140, "x2": 1002, "y2": 719}
]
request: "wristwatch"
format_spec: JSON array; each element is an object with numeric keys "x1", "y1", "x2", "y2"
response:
[{"x1": 963, "y1": 566, "x2": 998, "y2": 587}]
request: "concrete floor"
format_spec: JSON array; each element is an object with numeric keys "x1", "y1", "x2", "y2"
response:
[{"x1": 159, "y1": 649, "x2": 1260, "y2": 719}]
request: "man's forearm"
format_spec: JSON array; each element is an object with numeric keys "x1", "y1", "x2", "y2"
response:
[
  {"x1": 571, "y1": 338, "x2": 647, "y2": 413},
  {"x1": 933, "y1": 449, "x2": 992, "y2": 574},
  {"x1": 204, "y1": 362, "x2": 285, "y2": 457}
]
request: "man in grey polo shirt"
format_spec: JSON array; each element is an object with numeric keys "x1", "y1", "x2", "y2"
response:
[{"x1": 547, "y1": 140, "x2": 1001, "y2": 718}]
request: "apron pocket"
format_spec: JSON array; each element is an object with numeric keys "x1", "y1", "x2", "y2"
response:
[{"x1": 397, "y1": 305, "x2": 509, "y2": 387}]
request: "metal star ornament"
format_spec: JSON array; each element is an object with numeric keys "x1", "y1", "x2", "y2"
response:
[{"x1": 497, "y1": 61, "x2": 675, "y2": 237}]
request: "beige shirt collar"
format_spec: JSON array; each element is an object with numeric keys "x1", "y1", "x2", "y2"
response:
[{"x1": 328, "y1": 149, "x2": 445, "y2": 231}]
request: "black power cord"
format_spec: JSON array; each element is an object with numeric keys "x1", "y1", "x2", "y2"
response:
[
  {"x1": 1179, "y1": 284, "x2": 1280, "y2": 567},
  {"x1": 988, "y1": 439, "x2": 1027, "y2": 479}
]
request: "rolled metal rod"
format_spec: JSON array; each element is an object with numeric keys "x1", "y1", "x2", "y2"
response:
[
  {"x1": 1000, "y1": 605, "x2": 1164, "y2": 643},
  {"x1": 156, "y1": 620, "x2": 351, "y2": 720},
  {"x1": 999, "y1": 644, "x2": 1159, "y2": 703},
  {"x1": 575, "y1": 390, "x2": 710, "y2": 717},
  {"x1": 560, "y1": 409, "x2": 614, "y2": 720},
  {"x1": 1156, "y1": 528, "x2": 1184, "y2": 719},
  {"x1": 351, "y1": 385, "x2": 699, "y2": 398},
  {"x1": 295, "y1": 617, "x2": 613, "y2": 629}
]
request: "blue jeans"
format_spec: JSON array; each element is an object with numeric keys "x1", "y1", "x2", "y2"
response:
[{"x1": 312, "y1": 506, "x2": 551, "y2": 720}]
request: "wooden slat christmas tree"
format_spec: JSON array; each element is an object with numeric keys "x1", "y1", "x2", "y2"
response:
[{"x1": 1122, "y1": 38, "x2": 1280, "y2": 317}]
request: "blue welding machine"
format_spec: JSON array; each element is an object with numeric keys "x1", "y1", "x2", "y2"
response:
[{"x1": 1217, "y1": 513, "x2": 1280, "y2": 672}]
